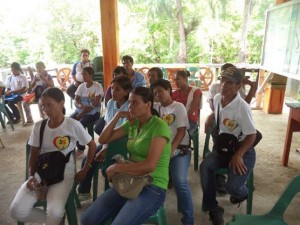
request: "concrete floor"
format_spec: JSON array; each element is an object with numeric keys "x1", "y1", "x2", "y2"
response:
[{"x1": 0, "y1": 91, "x2": 300, "y2": 225}]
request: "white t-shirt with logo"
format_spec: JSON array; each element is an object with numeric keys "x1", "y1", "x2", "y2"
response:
[
  {"x1": 213, "y1": 93, "x2": 256, "y2": 141},
  {"x1": 75, "y1": 81, "x2": 103, "y2": 115},
  {"x1": 28, "y1": 117, "x2": 92, "y2": 174},
  {"x1": 6, "y1": 74, "x2": 29, "y2": 96},
  {"x1": 154, "y1": 101, "x2": 190, "y2": 145}
]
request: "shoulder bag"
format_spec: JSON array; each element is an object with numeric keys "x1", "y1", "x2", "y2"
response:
[
  {"x1": 36, "y1": 119, "x2": 73, "y2": 186},
  {"x1": 110, "y1": 154, "x2": 153, "y2": 199}
]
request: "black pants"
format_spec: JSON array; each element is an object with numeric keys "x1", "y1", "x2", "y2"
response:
[{"x1": 5, "y1": 96, "x2": 23, "y2": 120}]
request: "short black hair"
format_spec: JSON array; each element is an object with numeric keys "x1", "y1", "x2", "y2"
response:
[
  {"x1": 82, "y1": 67, "x2": 94, "y2": 76},
  {"x1": 11, "y1": 62, "x2": 23, "y2": 73},
  {"x1": 148, "y1": 67, "x2": 163, "y2": 79},
  {"x1": 113, "y1": 66, "x2": 128, "y2": 76},
  {"x1": 152, "y1": 79, "x2": 172, "y2": 96},
  {"x1": 80, "y1": 49, "x2": 90, "y2": 55},
  {"x1": 122, "y1": 55, "x2": 134, "y2": 64}
]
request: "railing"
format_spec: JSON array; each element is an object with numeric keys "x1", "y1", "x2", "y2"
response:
[{"x1": 134, "y1": 63, "x2": 260, "y2": 91}]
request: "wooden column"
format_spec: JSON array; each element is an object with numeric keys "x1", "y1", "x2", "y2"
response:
[
  {"x1": 100, "y1": 0, "x2": 120, "y2": 90},
  {"x1": 275, "y1": 0, "x2": 290, "y2": 4}
]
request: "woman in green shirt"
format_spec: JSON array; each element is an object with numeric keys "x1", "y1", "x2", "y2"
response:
[{"x1": 81, "y1": 87, "x2": 171, "y2": 225}]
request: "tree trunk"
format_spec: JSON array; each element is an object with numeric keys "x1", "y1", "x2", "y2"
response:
[
  {"x1": 238, "y1": 0, "x2": 251, "y2": 63},
  {"x1": 176, "y1": 0, "x2": 187, "y2": 63}
]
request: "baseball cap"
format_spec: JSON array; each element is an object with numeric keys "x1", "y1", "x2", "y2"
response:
[{"x1": 219, "y1": 67, "x2": 244, "y2": 84}]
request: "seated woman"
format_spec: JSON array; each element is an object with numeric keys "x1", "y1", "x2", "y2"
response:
[
  {"x1": 94, "y1": 66, "x2": 128, "y2": 136},
  {"x1": 172, "y1": 70, "x2": 202, "y2": 135},
  {"x1": 70, "y1": 67, "x2": 103, "y2": 157},
  {"x1": 10, "y1": 87, "x2": 96, "y2": 225},
  {"x1": 23, "y1": 61, "x2": 54, "y2": 124},
  {"x1": 81, "y1": 87, "x2": 171, "y2": 225},
  {"x1": 152, "y1": 79, "x2": 194, "y2": 225},
  {"x1": 5, "y1": 62, "x2": 29, "y2": 124},
  {"x1": 104, "y1": 66, "x2": 128, "y2": 107},
  {"x1": 77, "y1": 75, "x2": 132, "y2": 201}
]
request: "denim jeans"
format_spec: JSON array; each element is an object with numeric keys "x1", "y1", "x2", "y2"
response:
[
  {"x1": 170, "y1": 151, "x2": 194, "y2": 225},
  {"x1": 70, "y1": 112, "x2": 100, "y2": 151},
  {"x1": 188, "y1": 120, "x2": 198, "y2": 136},
  {"x1": 81, "y1": 185, "x2": 166, "y2": 225},
  {"x1": 200, "y1": 148, "x2": 256, "y2": 211},
  {"x1": 78, "y1": 144, "x2": 102, "y2": 194}
]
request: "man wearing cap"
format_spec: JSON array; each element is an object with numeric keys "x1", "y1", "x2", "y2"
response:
[{"x1": 200, "y1": 67, "x2": 257, "y2": 225}]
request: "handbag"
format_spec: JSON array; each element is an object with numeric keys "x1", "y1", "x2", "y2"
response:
[
  {"x1": 214, "y1": 104, "x2": 239, "y2": 155},
  {"x1": 110, "y1": 154, "x2": 153, "y2": 199},
  {"x1": 36, "y1": 119, "x2": 73, "y2": 186}
]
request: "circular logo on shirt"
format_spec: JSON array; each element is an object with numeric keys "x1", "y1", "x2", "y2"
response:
[
  {"x1": 53, "y1": 136, "x2": 70, "y2": 150},
  {"x1": 162, "y1": 114, "x2": 175, "y2": 126}
]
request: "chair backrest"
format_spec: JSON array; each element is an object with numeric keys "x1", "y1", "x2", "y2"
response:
[
  {"x1": 104, "y1": 137, "x2": 129, "y2": 190},
  {"x1": 56, "y1": 68, "x2": 71, "y2": 91},
  {"x1": 105, "y1": 137, "x2": 129, "y2": 169},
  {"x1": 203, "y1": 129, "x2": 212, "y2": 159},
  {"x1": 269, "y1": 175, "x2": 300, "y2": 218}
]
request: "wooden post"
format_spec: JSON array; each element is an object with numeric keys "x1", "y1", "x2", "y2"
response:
[
  {"x1": 275, "y1": 0, "x2": 290, "y2": 4},
  {"x1": 100, "y1": 0, "x2": 120, "y2": 90}
]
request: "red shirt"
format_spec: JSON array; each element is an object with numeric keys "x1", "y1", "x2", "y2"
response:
[{"x1": 172, "y1": 87, "x2": 202, "y2": 123}]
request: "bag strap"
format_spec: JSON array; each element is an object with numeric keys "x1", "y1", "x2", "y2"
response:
[
  {"x1": 216, "y1": 104, "x2": 220, "y2": 132},
  {"x1": 39, "y1": 119, "x2": 48, "y2": 150}
]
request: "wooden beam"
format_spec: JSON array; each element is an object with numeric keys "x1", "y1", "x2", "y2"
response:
[
  {"x1": 275, "y1": 0, "x2": 290, "y2": 4},
  {"x1": 100, "y1": 0, "x2": 120, "y2": 90}
]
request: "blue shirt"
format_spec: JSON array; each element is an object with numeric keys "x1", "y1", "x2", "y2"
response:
[
  {"x1": 104, "y1": 99, "x2": 129, "y2": 127},
  {"x1": 132, "y1": 71, "x2": 147, "y2": 88}
]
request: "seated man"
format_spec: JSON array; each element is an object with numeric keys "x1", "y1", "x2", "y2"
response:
[
  {"x1": 5, "y1": 62, "x2": 29, "y2": 124},
  {"x1": 122, "y1": 55, "x2": 147, "y2": 88},
  {"x1": 201, "y1": 67, "x2": 257, "y2": 225},
  {"x1": 207, "y1": 63, "x2": 256, "y2": 195},
  {"x1": 67, "y1": 49, "x2": 93, "y2": 99}
]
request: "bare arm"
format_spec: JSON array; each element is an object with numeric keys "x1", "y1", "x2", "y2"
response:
[
  {"x1": 28, "y1": 146, "x2": 40, "y2": 177},
  {"x1": 229, "y1": 133, "x2": 256, "y2": 175},
  {"x1": 98, "y1": 111, "x2": 129, "y2": 144},
  {"x1": 106, "y1": 136, "x2": 168, "y2": 180},
  {"x1": 243, "y1": 79, "x2": 255, "y2": 104},
  {"x1": 187, "y1": 91, "x2": 201, "y2": 117},
  {"x1": 171, "y1": 127, "x2": 186, "y2": 154},
  {"x1": 75, "y1": 139, "x2": 96, "y2": 182}
]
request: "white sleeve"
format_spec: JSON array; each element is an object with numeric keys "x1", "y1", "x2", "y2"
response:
[
  {"x1": 94, "y1": 82, "x2": 104, "y2": 96},
  {"x1": 75, "y1": 83, "x2": 84, "y2": 96},
  {"x1": 175, "y1": 103, "x2": 189, "y2": 128},
  {"x1": 73, "y1": 119, "x2": 92, "y2": 145}
]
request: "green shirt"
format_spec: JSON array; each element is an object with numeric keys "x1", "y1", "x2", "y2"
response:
[{"x1": 122, "y1": 115, "x2": 171, "y2": 189}]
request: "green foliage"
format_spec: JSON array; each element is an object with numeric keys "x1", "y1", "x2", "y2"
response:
[{"x1": 0, "y1": 0, "x2": 275, "y2": 68}]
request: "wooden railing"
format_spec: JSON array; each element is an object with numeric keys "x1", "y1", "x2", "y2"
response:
[{"x1": 134, "y1": 63, "x2": 260, "y2": 91}]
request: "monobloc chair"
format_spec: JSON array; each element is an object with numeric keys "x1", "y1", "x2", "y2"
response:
[
  {"x1": 17, "y1": 142, "x2": 80, "y2": 225},
  {"x1": 0, "y1": 96, "x2": 14, "y2": 130},
  {"x1": 227, "y1": 174, "x2": 300, "y2": 225},
  {"x1": 93, "y1": 137, "x2": 167, "y2": 225},
  {"x1": 192, "y1": 126, "x2": 199, "y2": 170},
  {"x1": 202, "y1": 129, "x2": 254, "y2": 214}
]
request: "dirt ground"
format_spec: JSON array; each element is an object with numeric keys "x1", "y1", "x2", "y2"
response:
[{"x1": 0, "y1": 92, "x2": 300, "y2": 225}]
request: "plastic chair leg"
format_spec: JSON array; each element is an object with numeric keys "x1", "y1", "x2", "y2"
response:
[
  {"x1": 65, "y1": 189, "x2": 78, "y2": 225},
  {"x1": 246, "y1": 170, "x2": 254, "y2": 214},
  {"x1": 192, "y1": 129, "x2": 199, "y2": 170},
  {"x1": 93, "y1": 164, "x2": 100, "y2": 201}
]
